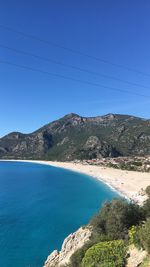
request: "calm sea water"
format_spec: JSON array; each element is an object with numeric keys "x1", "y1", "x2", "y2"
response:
[{"x1": 0, "y1": 161, "x2": 119, "y2": 267}]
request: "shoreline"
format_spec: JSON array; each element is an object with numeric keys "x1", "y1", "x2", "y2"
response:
[{"x1": 0, "y1": 159, "x2": 150, "y2": 204}]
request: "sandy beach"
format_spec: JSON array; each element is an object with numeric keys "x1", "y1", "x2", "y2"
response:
[{"x1": 1, "y1": 159, "x2": 150, "y2": 204}]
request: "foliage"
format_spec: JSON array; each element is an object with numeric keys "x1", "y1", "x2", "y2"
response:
[
  {"x1": 143, "y1": 197, "x2": 150, "y2": 218},
  {"x1": 145, "y1": 186, "x2": 150, "y2": 197},
  {"x1": 90, "y1": 199, "x2": 144, "y2": 240},
  {"x1": 70, "y1": 242, "x2": 93, "y2": 267},
  {"x1": 139, "y1": 219, "x2": 150, "y2": 253},
  {"x1": 128, "y1": 225, "x2": 141, "y2": 249},
  {"x1": 131, "y1": 161, "x2": 142, "y2": 166},
  {"x1": 105, "y1": 161, "x2": 143, "y2": 172},
  {"x1": 81, "y1": 240, "x2": 127, "y2": 267},
  {"x1": 69, "y1": 189, "x2": 150, "y2": 267},
  {"x1": 107, "y1": 162, "x2": 119, "y2": 169},
  {"x1": 70, "y1": 231, "x2": 116, "y2": 267},
  {"x1": 120, "y1": 163, "x2": 137, "y2": 171},
  {"x1": 142, "y1": 186, "x2": 150, "y2": 218}
]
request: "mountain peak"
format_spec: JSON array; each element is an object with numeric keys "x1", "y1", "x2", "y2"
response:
[
  {"x1": 0, "y1": 113, "x2": 149, "y2": 160},
  {"x1": 103, "y1": 113, "x2": 115, "y2": 119},
  {"x1": 62, "y1": 113, "x2": 80, "y2": 119}
]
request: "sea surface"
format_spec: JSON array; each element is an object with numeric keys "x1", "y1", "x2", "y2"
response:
[{"x1": 0, "y1": 161, "x2": 119, "y2": 267}]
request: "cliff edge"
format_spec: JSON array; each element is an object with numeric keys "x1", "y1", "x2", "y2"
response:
[{"x1": 43, "y1": 227, "x2": 92, "y2": 267}]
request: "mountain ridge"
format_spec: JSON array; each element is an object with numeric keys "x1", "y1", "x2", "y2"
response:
[{"x1": 0, "y1": 113, "x2": 150, "y2": 160}]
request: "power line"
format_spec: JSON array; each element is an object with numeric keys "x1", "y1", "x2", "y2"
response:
[
  {"x1": 0, "y1": 24, "x2": 150, "y2": 77},
  {"x1": 0, "y1": 59, "x2": 149, "y2": 98},
  {"x1": 0, "y1": 43, "x2": 150, "y2": 90}
]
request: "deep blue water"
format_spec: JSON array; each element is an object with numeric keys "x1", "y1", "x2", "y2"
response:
[{"x1": 0, "y1": 161, "x2": 119, "y2": 267}]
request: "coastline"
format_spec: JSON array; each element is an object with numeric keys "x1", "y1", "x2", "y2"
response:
[{"x1": 0, "y1": 159, "x2": 150, "y2": 204}]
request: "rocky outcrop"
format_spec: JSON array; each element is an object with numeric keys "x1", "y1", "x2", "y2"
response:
[
  {"x1": 83, "y1": 136, "x2": 120, "y2": 158},
  {"x1": 43, "y1": 227, "x2": 92, "y2": 267},
  {"x1": 126, "y1": 245, "x2": 147, "y2": 267}
]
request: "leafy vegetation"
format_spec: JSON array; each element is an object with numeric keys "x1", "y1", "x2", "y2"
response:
[
  {"x1": 67, "y1": 187, "x2": 150, "y2": 267},
  {"x1": 143, "y1": 195, "x2": 150, "y2": 218},
  {"x1": 90, "y1": 199, "x2": 144, "y2": 240},
  {"x1": 145, "y1": 186, "x2": 150, "y2": 197},
  {"x1": 139, "y1": 219, "x2": 150, "y2": 253},
  {"x1": 128, "y1": 225, "x2": 141, "y2": 249},
  {"x1": 107, "y1": 161, "x2": 143, "y2": 172},
  {"x1": 70, "y1": 242, "x2": 93, "y2": 267},
  {"x1": 82, "y1": 240, "x2": 126, "y2": 267}
]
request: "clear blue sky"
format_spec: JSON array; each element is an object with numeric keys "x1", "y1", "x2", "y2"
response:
[{"x1": 0, "y1": 0, "x2": 150, "y2": 137}]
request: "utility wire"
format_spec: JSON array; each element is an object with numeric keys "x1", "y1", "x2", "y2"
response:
[
  {"x1": 0, "y1": 24, "x2": 150, "y2": 77},
  {"x1": 0, "y1": 59, "x2": 149, "y2": 98},
  {"x1": 0, "y1": 43, "x2": 150, "y2": 90}
]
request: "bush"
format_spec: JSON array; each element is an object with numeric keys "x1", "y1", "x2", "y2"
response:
[
  {"x1": 90, "y1": 199, "x2": 144, "y2": 240},
  {"x1": 143, "y1": 197, "x2": 150, "y2": 218},
  {"x1": 131, "y1": 161, "x2": 142, "y2": 166},
  {"x1": 70, "y1": 242, "x2": 92, "y2": 267},
  {"x1": 81, "y1": 240, "x2": 127, "y2": 267},
  {"x1": 107, "y1": 163, "x2": 119, "y2": 169},
  {"x1": 139, "y1": 219, "x2": 150, "y2": 253},
  {"x1": 128, "y1": 225, "x2": 141, "y2": 249},
  {"x1": 146, "y1": 186, "x2": 150, "y2": 197}
]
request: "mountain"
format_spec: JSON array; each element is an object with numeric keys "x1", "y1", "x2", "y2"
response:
[{"x1": 0, "y1": 113, "x2": 150, "y2": 160}]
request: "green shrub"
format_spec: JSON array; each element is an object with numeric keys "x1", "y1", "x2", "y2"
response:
[
  {"x1": 70, "y1": 242, "x2": 92, "y2": 267},
  {"x1": 143, "y1": 197, "x2": 150, "y2": 218},
  {"x1": 139, "y1": 219, "x2": 150, "y2": 253},
  {"x1": 107, "y1": 163, "x2": 119, "y2": 169},
  {"x1": 90, "y1": 199, "x2": 144, "y2": 240},
  {"x1": 143, "y1": 187, "x2": 150, "y2": 218},
  {"x1": 81, "y1": 240, "x2": 126, "y2": 267},
  {"x1": 70, "y1": 236, "x2": 109, "y2": 267},
  {"x1": 145, "y1": 186, "x2": 150, "y2": 197},
  {"x1": 131, "y1": 161, "x2": 142, "y2": 166},
  {"x1": 119, "y1": 163, "x2": 138, "y2": 171},
  {"x1": 128, "y1": 225, "x2": 141, "y2": 249}
]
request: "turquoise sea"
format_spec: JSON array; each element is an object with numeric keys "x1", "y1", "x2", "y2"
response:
[{"x1": 0, "y1": 161, "x2": 119, "y2": 267}]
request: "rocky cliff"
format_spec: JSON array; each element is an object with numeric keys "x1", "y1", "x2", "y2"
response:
[
  {"x1": 0, "y1": 113, "x2": 150, "y2": 160},
  {"x1": 43, "y1": 227, "x2": 92, "y2": 267}
]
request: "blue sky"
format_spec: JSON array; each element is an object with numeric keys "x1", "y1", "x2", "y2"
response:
[{"x1": 0, "y1": 0, "x2": 150, "y2": 136}]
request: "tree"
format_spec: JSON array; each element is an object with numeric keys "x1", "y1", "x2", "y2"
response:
[{"x1": 90, "y1": 199, "x2": 144, "y2": 240}]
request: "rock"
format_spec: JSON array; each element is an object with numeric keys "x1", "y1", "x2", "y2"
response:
[
  {"x1": 57, "y1": 137, "x2": 69, "y2": 146},
  {"x1": 126, "y1": 245, "x2": 147, "y2": 267},
  {"x1": 44, "y1": 250, "x2": 59, "y2": 266},
  {"x1": 84, "y1": 136, "x2": 100, "y2": 149},
  {"x1": 43, "y1": 227, "x2": 92, "y2": 267},
  {"x1": 83, "y1": 136, "x2": 120, "y2": 159}
]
